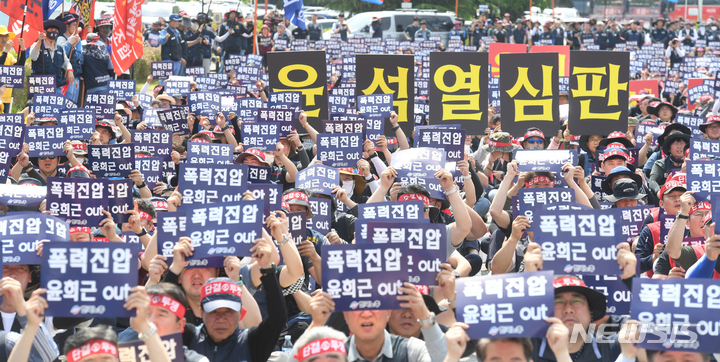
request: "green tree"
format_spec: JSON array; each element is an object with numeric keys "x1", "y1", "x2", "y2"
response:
[{"x1": 314, "y1": 0, "x2": 558, "y2": 21}]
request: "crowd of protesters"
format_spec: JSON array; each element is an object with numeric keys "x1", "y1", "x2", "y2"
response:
[{"x1": 0, "y1": 5, "x2": 718, "y2": 362}]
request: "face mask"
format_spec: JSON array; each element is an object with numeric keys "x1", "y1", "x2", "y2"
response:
[
  {"x1": 264, "y1": 153, "x2": 275, "y2": 166},
  {"x1": 47, "y1": 31, "x2": 59, "y2": 41},
  {"x1": 191, "y1": 23, "x2": 199, "y2": 31},
  {"x1": 526, "y1": 144, "x2": 543, "y2": 150},
  {"x1": 101, "y1": 27, "x2": 111, "y2": 36},
  {"x1": 713, "y1": 27, "x2": 718, "y2": 31},
  {"x1": 342, "y1": 179, "x2": 355, "y2": 198}
]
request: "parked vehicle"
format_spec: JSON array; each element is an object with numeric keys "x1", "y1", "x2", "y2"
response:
[{"x1": 322, "y1": 9, "x2": 455, "y2": 44}]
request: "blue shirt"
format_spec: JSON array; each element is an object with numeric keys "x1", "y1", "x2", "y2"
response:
[{"x1": 158, "y1": 27, "x2": 179, "y2": 46}]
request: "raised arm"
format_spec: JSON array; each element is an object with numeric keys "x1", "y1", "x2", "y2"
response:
[
  {"x1": 389, "y1": 112, "x2": 410, "y2": 150},
  {"x1": 437, "y1": 169, "x2": 471, "y2": 248},
  {"x1": 667, "y1": 192, "x2": 694, "y2": 260},
  {"x1": 489, "y1": 161, "x2": 518, "y2": 230},
  {"x1": 298, "y1": 111, "x2": 318, "y2": 144},
  {"x1": 367, "y1": 166, "x2": 396, "y2": 204}
]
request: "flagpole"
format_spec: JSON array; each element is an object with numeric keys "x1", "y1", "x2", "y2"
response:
[
  {"x1": 253, "y1": 0, "x2": 258, "y2": 54},
  {"x1": 20, "y1": 0, "x2": 29, "y2": 41}
]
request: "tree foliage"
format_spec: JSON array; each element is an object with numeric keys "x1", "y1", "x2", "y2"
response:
[{"x1": 303, "y1": 0, "x2": 573, "y2": 22}]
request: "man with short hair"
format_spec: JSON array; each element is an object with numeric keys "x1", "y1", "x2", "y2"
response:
[
  {"x1": 157, "y1": 14, "x2": 184, "y2": 76},
  {"x1": 405, "y1": 17, "x2": 421, "y2": 41},
  {"x1": 521, "y1": 242, "x2": 637, "y2": 362},
  {"x1": 189, "y1": 240, "x2": 287, "y2": 362},
  {"x1": 635, "y1": 180, "x2": 687, "y2": 274},
  {"x1": 490, "y1": 20, "x2": 507, "y2": 43},
  {"x1": 415, "y1": 20, "x2": 432, "y2": 41},
  {"x1": 332, "y1": 14, "x2": 351, "y2": 42},
  {"x1": 153, "y1": 237, "x2": 261, "y2": 328},
  {"x1": 308, "y1": 288, "x2": 441, "y2": 362},
  {"x1": 118, "y1": 283, "x2": 209, "y2": 362},
  {"x1": 511, "y1": 19, "x2": 526, "y2": 45},
  {"x1": 55, "y1": 13, "x2": 82, "y2": 104},
  {"x1": 307, "y1": 14, "x2": 323, "y2": 42},
  {"x1": 29, "y1": 19, "x2": 75, "y2": 97},
  {"x1": 470, "y1": 17, "x2": 487, "y2": 48},
  {"x1": 624, "y1": 21, "x2": 644, "y2": 49}
]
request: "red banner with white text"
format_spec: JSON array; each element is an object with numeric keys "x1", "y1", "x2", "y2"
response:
[{"x1": 111, "y1": 0, "x2": 144, "y2": 75}]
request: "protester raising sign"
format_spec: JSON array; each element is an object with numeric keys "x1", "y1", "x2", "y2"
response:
[
  {"x1": 131, "y1": 130, "x2": 172, "y2": 159},
  {"x1": 690, "y1": 139, "x2": 720, "y2": 160},
  {"x1": 357, "y1": 201, "x2": 427, "y2": 243},
  {"x1": 356, "y1": 54, "x2": 414, "y2": 136},
  {"x1": 531, "y1": 208, "x2": 623, "y2": 275},
  {"x1": 429, "y1": 52, "x2": 488, "y2": 134},
  {"x1": 186, "y1": 142, "x2": 233, "y2": 165},
  {"x1": 47, "y1": 177, "x2": 109, "y2": 226},
  {"x1": 687, "y1": 160, "x2": 720, "y2": 201},
  {"x1": 322, "y1": 242, "x2": 409, "y2": 311},
  {"x1": 151, "y1": 61, "x2": 174, "y2": 79},
  {"x1": 295, "y1": 164, "x2": 340, "y2": 196},
  {"x1": 456, "y1": 271, "x2": 554, "y2": 339},
  {"x1": 247, "y1": 184, "x2": 282, "y2": 220},
  {"x1": 307, "y1": 197, "x2": 332, "y2": 235},
  {"x1": 135, "y1": 157, "x2": 163, "y2": 190},
  {"x1": 583, "y1": 275, "x2": 631, "y2": 315},
  {"x1": 41, "y1": 242, "x2": 140, "y2": 317},
  {"x1": 0, "y1": 212, "x2": 69, "y2": 265},
  {"x1": 514, "y1": 149, "x2": 578, "y2": 187},
  {"x1": 356, "y1": 94, "x2": 393, "y2": 119},
  {"x1": 366, "y1": 222, "x2": 446, "y2": 284},
  {"x1": 268, "y1": 51, "x2": 329, "y2": 129},
  {"x1": 25, "y1": 126, "x2": 67, "y2": 157},
  {"x1": 118, "y1": 332, "x2": 184, "y2": 362},
  {"x1": 241, "y1": 122, "x2": 280, "y2": 151},
  {"x1": 0, "y1": 183, "x2": 47, "y2": 207},
  {"x1": 390, "y1": 147, "x2": 447, "y2": 178},
  {"x1": 88, "y1": 143, "x2": 135, "y2": 178},
  {"x1": 317, "y1": 133, "x2": 362, "y2": 167},
  {"x1": 568, "y1": 51, "x2": 630, "y2": 135},
  {"x1": 256, "y1": 109, "x2": 294, "y2": 137},
  {"x1": 500, "y1": 53, "x2": 560, "y2": 138},
  {"x1": 631, "y1": 278, "x2": 720, "y2": 354},
  {"x1": 415, "y1": 128, "x2": 466, "y2": 162},
  {"x1": 178, "y1": 163, "x2": 249, "y2": 205},
  {"x1": 184, "y1": 200, "x2": 263, "y2": 259}
]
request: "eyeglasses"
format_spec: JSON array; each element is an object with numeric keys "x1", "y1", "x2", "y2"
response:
[
  {"x1": 39, "y1": 156, "x2": 56, "y2": 160},
  {"x1": 526, "y1": 138, "x2": 544, "y2": 145},
  {"x1": 588, "y1": 137, "x2": 604, "y2": 142}
]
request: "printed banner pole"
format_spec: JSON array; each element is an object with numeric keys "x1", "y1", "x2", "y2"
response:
[{"x1": 20, "y1": 0, "x2": 28, "y2": 41}]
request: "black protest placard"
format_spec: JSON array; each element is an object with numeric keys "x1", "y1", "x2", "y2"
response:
[
  {"x1": 569, "y1": 51, "x2": 630, "y2": 135},
  {"x1": 429, "y1": 52, "x2": 489, "y2": 134},
  {"x1": 500, "y1": 53, "x2": 559, "y2": 138},
  {"x1": 356, "y1": 54, "x2": 414, "y2": 136},
  {"x1": 268, "y1": 51, "x2": 329, "y2": 131}
]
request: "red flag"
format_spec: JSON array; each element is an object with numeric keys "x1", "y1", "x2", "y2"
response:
[
  {"x1": 9, "y1": 14, "x2": 39, "y2": 53},
  {"x1": 111, "y1": 0, "x2": 144, "y2": 75},
  {"x1": 1, "y1": 0, "x2": 44, "y2": 33},
  {"x1": 71, "y1": 0, "x2": 94, "y2": 39}
]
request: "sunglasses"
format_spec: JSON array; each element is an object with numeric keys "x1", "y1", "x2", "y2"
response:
[
  {"x1": 39, "y1": 156, "x2": 56, "y2": 160},
  {"x1": 526, "y1": 138, "x2": 544, "y2": 145}
]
